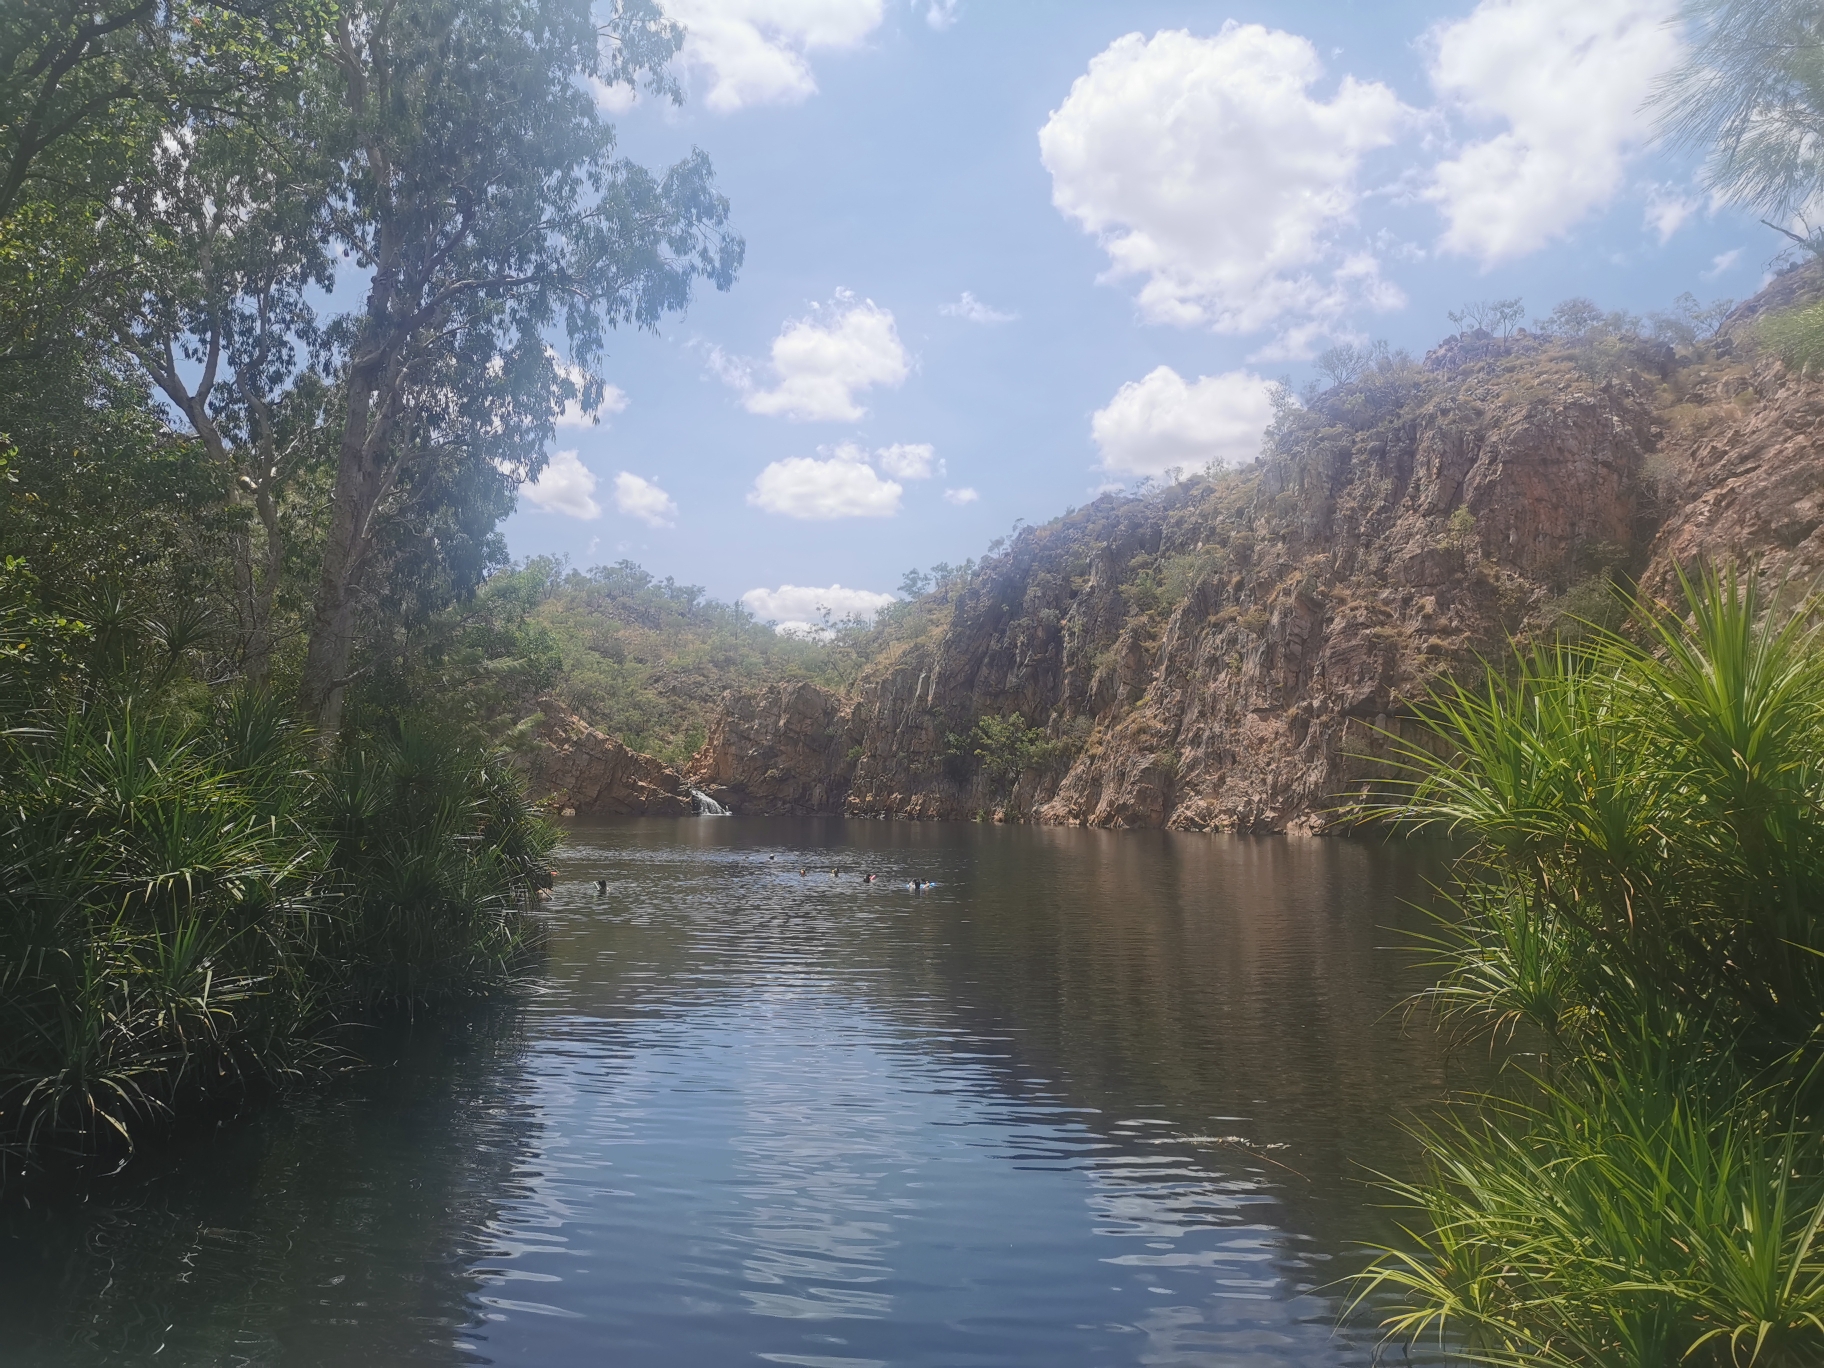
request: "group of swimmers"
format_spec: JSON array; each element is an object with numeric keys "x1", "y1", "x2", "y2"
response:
[
  {"x1": 790, "y1": 868, "x2": 930, "y2": 890},
  {"x1": 589, "y1": 865, "x2": 930, "y2": 893}
]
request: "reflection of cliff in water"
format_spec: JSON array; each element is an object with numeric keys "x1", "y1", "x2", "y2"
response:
[
  {"x1": 0, "y1": 1005, "x2": 542, "y2": 1368},
  {"x1": 0, "y1": 819, "x2": 1472, "y2": 1366},
  {"x1": 554, "y1": 818, "x2": 1471, "y2": 1259},
  {"x1": 887, "y1": 826, "x2": 1475, "y2": 1242}
]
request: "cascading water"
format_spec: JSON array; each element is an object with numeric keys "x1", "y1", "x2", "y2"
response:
[{"x1": 690, "y1": 788, "x2": 729, "y2": 817}]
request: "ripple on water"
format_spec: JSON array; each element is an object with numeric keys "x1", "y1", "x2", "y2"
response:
[{"x1": 0, "y1": 819, "x2": 1464, "y2": 1368}]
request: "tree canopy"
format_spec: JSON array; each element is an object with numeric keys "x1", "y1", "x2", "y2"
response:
[{"x1": 1657, "y1": 0, "x2": 1824, "y2": 246}]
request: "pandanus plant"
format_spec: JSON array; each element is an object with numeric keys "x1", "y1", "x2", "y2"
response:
[{"x1": 1354, "y1": 565, "x2": 1824, "y2": 1367}]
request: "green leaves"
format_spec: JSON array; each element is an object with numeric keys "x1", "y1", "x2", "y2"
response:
[
  {"x1": 0, "y1": 691, "x2": 554, "y2": 1159},
  {"x1": 1357, "y1": 1045, "x2": 1824, "y2": 1368},
  {"x1": 1384, "y1": 565, "x2": 1824, "y2": 1058},
  {"x1": 1359, "y1": 565, "x2": 1824, "y2": 1364},
  {"x1": 1654, "y1": 1, "x2": 1824, "y2": 245}
]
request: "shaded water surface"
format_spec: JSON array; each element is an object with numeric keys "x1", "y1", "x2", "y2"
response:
[{"x1": 0, "y1": 820, "x2": 1467, "y2": 1366}]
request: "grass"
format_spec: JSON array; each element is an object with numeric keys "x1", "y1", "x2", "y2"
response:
[
  {"x1": 1355, "y1": 1040, "x2": 1824, "y2": 1368},
  {"x1": 1355, "y1": 565, "x2": 1824, "y2": 1366}
]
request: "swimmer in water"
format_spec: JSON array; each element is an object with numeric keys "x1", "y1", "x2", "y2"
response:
[
  {"x1": 831, "y1": 869, "x2": 839, "y2": 878},
  {"x1": 864, "y1": 873, "x2": 875, "y2": 883},
  {"x1": 799, "y1": 868, "x2": 808, "y2": 877},
  {"x1": 594, "y1": 878, "x2": 607, "y2": 895}
]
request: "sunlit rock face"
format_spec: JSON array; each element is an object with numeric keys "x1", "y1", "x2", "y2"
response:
[
  {"x1": 598, "y1": 273, "x2": 1824, "y2": 833},
  {"x1": 687, "y1": 680, "x2": 850, "y2": 816},
  {"x1": 1639, "y1": 271, "x2": 1824, "y2": 605},
  {"x1": 518, "y1": 705, "x2": 694, "y2": 817}
]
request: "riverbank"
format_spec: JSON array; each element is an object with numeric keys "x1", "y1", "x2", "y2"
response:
[{"x1": 0, "y1": 698, "x2": 555, "y2": 1169}]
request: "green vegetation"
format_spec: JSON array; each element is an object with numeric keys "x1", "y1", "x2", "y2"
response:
[
  {"x1": 945, "y1": 713, "x2": 1085, "y2": 803},
  {"x1": 1657, "y1": 1, "x2": 1824, "y2": 255},
  {"x1": 0, "y1": 0, "x2": 740, "y2": 1162},
  {"x1": 1657, "y1": 0, "x2": 1824, "y2": 373},
  {"x1": 0, "y1": 633, "x2": 556, "y2": 1158},
  {"x1": 1355, "y1": 567, "x2": 1824, "y2": 1366},
  {"x1": 371, "y1": 558, "x2": 854, "y2": 766},
  {"x1": 1758, "y1": 300, "x2": 1824, "y2": 374}
]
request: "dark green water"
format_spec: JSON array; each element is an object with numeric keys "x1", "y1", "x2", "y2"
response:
[{"x1": 0, "y1": 819, "x2": 1468, "y2": 1366}]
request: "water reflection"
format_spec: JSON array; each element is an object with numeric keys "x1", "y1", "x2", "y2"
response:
[
  {"x1": 0, "y1": 820, "x2": 1465, "y2": 1367},
  {"x1": 0, "y1": 1009, "x2": 544, "y2": 1366}
]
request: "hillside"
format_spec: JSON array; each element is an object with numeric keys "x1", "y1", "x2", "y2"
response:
[{"x1": 671, "y1": 270, "x2": 1824, "y2": 831}]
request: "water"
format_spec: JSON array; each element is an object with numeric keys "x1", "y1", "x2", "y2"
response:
[
  {"x1": 0, "y1": 819, "x2": 1467, "y2": 1367},
  {"x1": 691, "y1": 788, "x2": 730, "y2": 816}
]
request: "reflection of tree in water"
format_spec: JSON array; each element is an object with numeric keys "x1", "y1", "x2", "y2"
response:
[
  {"x1": 0, "y1": 823, "x2": 1470, "y2": 1366},
  {"x1": 0, "y1": 1004, "x2": 541, "y2": 1368}
]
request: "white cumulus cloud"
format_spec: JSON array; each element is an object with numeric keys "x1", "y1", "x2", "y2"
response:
[
  {"x1": 519, "y1": 449, "x2": 601, "y2": 519},
  {"x1": 1705, "y1": 248, "x2": 1742, "y2": 279},
  {"x1": 874, "y1": 442, "x2": 938, "y2": 479},
  {"x1": 749, "y1": 449, "x2": 903, "y2": 519},
  {"x1": 734, "y1": 290, "x2": 910, "y2": 421},
  {"x1": 943, "y1": 486, "x2": 979, "y2": 505},
  {"x1": 1091, "y1": 366, "x2": 1276, "y2": 477},
  {"x1": 1039, "y1": 24, "x2": 1410, "y2": 336},
  {"x1": 741, "y1": 582, "x2": 898, "y2": 636},
  {"x1": 587, "y1": 74, "x2": 640, "y2": 114},
  {"x1": 664, "y1": 0, "x2": 884, "y2": 113},
  {"x1": 614, "y1": 472, "x2": 677, "y2": 528},
  {"x1": 940, "y1": 290, "x2": 1017, "y2": 324},
  {"x1": 1425, "y1": 0, "x2": 1683, "y2": 264}
]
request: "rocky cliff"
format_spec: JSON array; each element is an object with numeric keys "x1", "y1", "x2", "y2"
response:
[
  {"x1": 517, "y1": 704, "x2": 695, "y2": 817},
  {"x1": 685, "y1": 279, "x2": 1824, "y2": 832}
]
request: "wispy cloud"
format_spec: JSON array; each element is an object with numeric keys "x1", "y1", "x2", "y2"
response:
[{"x1": 940, "y1": 290, "x2": 1017, "y2": 324}]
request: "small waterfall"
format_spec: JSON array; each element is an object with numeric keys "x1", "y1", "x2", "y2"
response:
[{"x1": 690, "y1": 787, "x2": 729, "y2": 817}]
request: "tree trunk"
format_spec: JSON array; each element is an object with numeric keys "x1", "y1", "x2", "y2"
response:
[
  {"x1": 295, "y1": 458, "x2": 366, "y2": 736},
  {"x1": 296, "y1": 340, "x2": 398, "y2": 733},
  {"x1": 244, "y1": 485, "x2": 285, "y2": 689}
]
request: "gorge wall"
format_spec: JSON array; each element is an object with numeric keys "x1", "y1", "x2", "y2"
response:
[
  {"x1": 682, "y1": 280, "x2": 1824, "y2": 833},
  {"x1": 527, "y1": 273, "x2": 1824, "y2": 831}
]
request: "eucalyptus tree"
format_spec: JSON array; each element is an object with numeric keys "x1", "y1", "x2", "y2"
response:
[
  {"x1": 292, "y1": 0, "x2": 742, "y2": 733},
  {"x1": 109, "y1": 64, "x2": 336, "y2": 684},
  {"x1": 68, "y1": 0, "x2": 739, "y2": 716},
  {"x1": 1657, "y1": 0, "x2": 1824, "y2": 249},
  {"x1": 0, "y1": 0, "x2": 326, "y2": 359}
]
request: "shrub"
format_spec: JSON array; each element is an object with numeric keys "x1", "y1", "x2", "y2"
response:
[
  {"x1": 0, "y1": 696, "x2": 556, "y2": 1161},
  {"x1": 1357, "y1": 566, "x2": 1824, "y2": 1366},
  {"x1": 1758, "y1": 300, "x2": 1824, "y2": 374}
]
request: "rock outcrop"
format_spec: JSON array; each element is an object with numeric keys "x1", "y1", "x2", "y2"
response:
[
  {"x1": 688, "y1": 680, "x2": 850, "y2": 815},
  {"x1": 1641, "y1": 356, "x2": 1824, "y2": 599},
  {"x1": 517, "y1": 705, "x2": 694, "y2": 816},
  {"x1": 688, "y1": 277, "x2": 1824, "y2": 832}
]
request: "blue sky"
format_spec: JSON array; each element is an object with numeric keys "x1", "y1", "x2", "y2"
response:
[{"x1": 503, "y1": 0, "x2": 1773, "y2": 633}]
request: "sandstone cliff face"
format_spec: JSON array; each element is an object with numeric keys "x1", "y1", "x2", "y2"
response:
[
  {"x1": 1639, "y1": 267, "x2": 1824, "y2": 599},
  {"x1": 690, "y1": 293, "x2": 1824, "y2": 832},
  {"x1": 687, "y1": 680, "x2": 850, "y2": 815},
  {"x1": 1641, "y1": 357, "x2": 1824, "y2": 599},
  {"x1": 517, "y1": 704, "x2": 694, "y2": 817}
]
